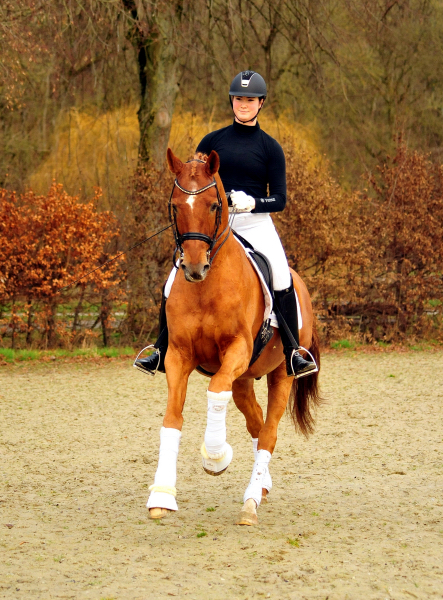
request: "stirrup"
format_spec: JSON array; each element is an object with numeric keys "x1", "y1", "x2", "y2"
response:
[
  {"x1": 289, "y1": 346, "x2": 319, "y2": 380},
  {"x1": 133, "y1": 345, "x2": 161, "y2": 377}
]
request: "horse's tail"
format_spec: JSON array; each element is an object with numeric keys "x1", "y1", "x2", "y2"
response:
[{"x1": 288, "y1": 319, "x2": 323, "y2": 437}]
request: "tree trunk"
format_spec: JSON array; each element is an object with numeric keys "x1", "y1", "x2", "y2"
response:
[
  {"x1": 72, "y1": 288, "x2": 85, "y2": 335},
  {"x1": 26, "y1": 300, "x2": 33, "y2": 346},
  {"x1": 100, "y1": 292, "x2": 111, "y2": 347},
  {"x1": 122, "y1": 0, "x2": 181, "y2": 169},
  {"x1": 11, "y1": 298, "x2": 16, "y2": 350}
]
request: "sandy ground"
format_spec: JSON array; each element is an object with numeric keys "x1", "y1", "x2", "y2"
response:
[{"x1": 0, "y1": 351, "x2": 442, "y2": 600}]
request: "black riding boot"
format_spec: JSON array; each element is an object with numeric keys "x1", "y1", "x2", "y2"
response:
[
  {"x1": 274, "y1": 282, "x2": 317, "y2": 379},
  {"x1": 134, "y1": 291, "x2": 168, "y2": 375}
]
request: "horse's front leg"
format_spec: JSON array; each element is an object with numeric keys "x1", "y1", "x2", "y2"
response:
[
  {"x1": 147, "y1": 347, "x2": 194, "y2": 519},
  {"x1": 238, "y1": 364, "x2": 293, "y2": 526},
  {"x1": 201, "y1": 337, "x2": 251, "y2": 476}
]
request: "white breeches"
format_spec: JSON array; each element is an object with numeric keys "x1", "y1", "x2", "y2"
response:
[
  {"x1": 164, "y1": 212, "x2": 291, "y2": 298},
  {"x1": 231, "y1": 213, "x2": 291, "y2": 291}
]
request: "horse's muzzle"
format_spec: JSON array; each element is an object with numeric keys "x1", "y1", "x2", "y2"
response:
[{"x1": 181, "y1": 261, "x2": 210, "y2": 282}]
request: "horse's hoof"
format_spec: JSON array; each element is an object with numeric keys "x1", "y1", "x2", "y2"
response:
[
  {"x1": 261, "y1": 488, "x2": 268, "y2": 503},
  {"x1": 149, "y1": 507, "x2": 169, "y2": 519},
  {"x1": 236, "y1": 509, "x2": 258, "y2": 526},
  {"x1": 203, "y1": 465, "x2": 228, "y2": 476},
  {"x1": 201, "y1": 442, "x2": 233, "y2": 476}
]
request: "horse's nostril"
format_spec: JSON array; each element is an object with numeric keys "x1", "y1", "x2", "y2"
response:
[{"x1": 203, "y1": 264, "x2": 210, "y2": 273}]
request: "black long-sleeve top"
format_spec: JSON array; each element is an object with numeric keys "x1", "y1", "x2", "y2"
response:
[{"x1": 196, "y1": 120, "x2": 286, "y2": 213}]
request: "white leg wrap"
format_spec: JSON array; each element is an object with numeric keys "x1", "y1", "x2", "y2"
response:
[
  {"x1": 147, "y1": 427, "x2": 181, "y2": 511},
  {"x1": 252, "y1": 438, "x2": 272, "y2": 492},
  {"x1": 201, "y1": 390, "x2": 233, "y2": 474},
  {"x1": 204, "y1": 390, "x2": 231, "y2": 457},
  {"x1": 244, "y1": 449, "x2": 272, "y2": 507}
]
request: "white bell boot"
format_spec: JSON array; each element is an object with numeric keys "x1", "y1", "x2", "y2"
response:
[{"x1": 147, "y1": 427, "x2": 181, "y2": 511}]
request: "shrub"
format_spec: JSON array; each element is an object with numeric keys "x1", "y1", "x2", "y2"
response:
[{"x1": 0, "y1": 183, "x2": 124, "y2": 348}]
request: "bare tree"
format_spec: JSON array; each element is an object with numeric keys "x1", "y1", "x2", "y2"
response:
[{"x1": 122, "y1": 0, "x2": 182, "y2": 169}]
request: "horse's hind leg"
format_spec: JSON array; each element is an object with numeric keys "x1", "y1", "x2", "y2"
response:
[
  {"x1": 231, "y1": 379, "x2": 270, "y2": 503},
  {"x1": 237, "y1": 365, "x2": 292, "y2": 526}
]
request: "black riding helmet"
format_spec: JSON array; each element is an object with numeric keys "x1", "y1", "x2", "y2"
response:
[{"x1": 229, "y1": 70, "x2": 267, "y2": 123}]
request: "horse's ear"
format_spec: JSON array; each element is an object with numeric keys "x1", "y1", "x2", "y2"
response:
[
  {"x1": 205, "y1": 150, "x2": 220, "y2": 176},
  {"x1": 166, "y1": 148, "x2": 183, "y2": 175}
]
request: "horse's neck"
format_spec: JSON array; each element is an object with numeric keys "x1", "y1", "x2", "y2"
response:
[{"x1": 206, "y1": 234, "x2": 252, "y2": 291}]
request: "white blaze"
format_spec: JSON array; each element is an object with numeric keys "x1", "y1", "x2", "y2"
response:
[{"x1": 186, "y1": 195, "x2": 195, "y2": 210}]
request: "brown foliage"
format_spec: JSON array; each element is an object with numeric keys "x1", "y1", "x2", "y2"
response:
[
  {"x1": 121, "y1": 167, "x2": 174, "y2": 341},
  {"x1": 357, "y1": 143, "x2": 443, "y2": 340},
  {"x1": 275, "y1": 141, "x2": 443, "y2": 343},
  {"x1": 274, "y1": 146, "x2": 365, "y2": 342},
  {"x1": 2, "y1": 141, "x2": 441, "y2": 349},
  {"x1": 0, "y1": 183, "x2": 124, "y2": 348}
]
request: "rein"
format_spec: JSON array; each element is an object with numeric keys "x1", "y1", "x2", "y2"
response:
[{"x1": 168, "y1": 159, "x2": 231, "y2": 267}]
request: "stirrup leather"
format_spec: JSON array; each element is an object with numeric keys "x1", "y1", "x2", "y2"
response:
[
  {"x1": 289, "y1": 346, "x2": 319, "y2": 379},
  {"x1": 133, "y1": 345, "x2": 161, "y2": 376}
]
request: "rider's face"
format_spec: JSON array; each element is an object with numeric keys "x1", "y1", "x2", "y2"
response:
[{"x1": 232, "y1": 96, "x2": 263, "y2": 124}]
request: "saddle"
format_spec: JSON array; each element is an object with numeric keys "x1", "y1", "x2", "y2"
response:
[{"x1": 196, "y1": 232, "x2": 274, "y2": 378}]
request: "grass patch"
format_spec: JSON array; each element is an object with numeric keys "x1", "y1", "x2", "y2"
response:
[
  {"x1": 0, "y1": 348, "x2": 15, "y2": 362},
  {"x1": 0, "y1": 346, "x2": 136, "y2": 362},
  {"x1": 17, "y1": 349, "x2": 40, "y2": 361},
  {"x1": 287, "y1": 538, "x2": 300, "y2": 547},
  {"x1": 196, "y1": 531, "x2": 207, "y2": 538},
  {"x1": 206, "y1": 507, "x2": 216, "y2": 512},
  {"x1": 330, "y1": 339, "x2": 355, "y2": 350}
]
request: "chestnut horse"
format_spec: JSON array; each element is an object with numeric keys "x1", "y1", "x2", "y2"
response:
[{"x1": 147, "y1": 148, "x2": 321, "y2": 526}]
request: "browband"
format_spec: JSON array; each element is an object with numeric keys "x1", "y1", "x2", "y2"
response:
[{"x1": 174, "y1": 179, "x2": 217, "y2": 196}]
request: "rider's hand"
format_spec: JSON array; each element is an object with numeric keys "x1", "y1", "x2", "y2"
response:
[{"x1": 230, "y1": 190, "x2": 255, "y2": 213}]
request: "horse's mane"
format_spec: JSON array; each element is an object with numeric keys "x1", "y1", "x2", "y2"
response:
[{"x1": 185, "y1": 152, "x2": 207, "y2": 177}]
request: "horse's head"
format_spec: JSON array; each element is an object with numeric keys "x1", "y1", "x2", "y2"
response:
[{"x1": 167, "y1": 148, "x2": 228, "y2": 283}]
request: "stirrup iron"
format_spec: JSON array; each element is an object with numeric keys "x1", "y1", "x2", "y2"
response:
[
  {"x1": 133, "y1": 345, "x2": 161, "y2": 377},
  {"x1": 290, "y1": 346, "x2": 319, "y2": 380}
]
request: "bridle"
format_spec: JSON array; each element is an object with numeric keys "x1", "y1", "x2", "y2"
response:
[{"x1": 168, "y1": 159, "x2": 231, "y2": 267}]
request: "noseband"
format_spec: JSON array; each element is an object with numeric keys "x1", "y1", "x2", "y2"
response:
[{"x1": 168, "y1": 159, "x2": 230, "y2": 267}]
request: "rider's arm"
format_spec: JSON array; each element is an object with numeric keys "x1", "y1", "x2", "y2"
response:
[{"x1": 251, "y1": 139, "x2": 286, "y2": 214}]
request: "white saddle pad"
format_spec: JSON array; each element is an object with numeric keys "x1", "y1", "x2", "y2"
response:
[{"x1": 233, "y1": 237, "x2": 302, "y2": 330}]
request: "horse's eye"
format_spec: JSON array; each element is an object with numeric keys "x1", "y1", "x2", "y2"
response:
[{"x1": 210, "y1": 203, "x2": 218, "y2": 213}]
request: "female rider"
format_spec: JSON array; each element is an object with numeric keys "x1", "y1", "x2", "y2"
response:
[{"x1": 136, "y1": 70, "x2": 316, "y2": 379}]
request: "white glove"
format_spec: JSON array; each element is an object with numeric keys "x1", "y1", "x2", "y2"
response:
[{"x1": 230, "y1": 190, "x2": 255, "y2": 213}]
